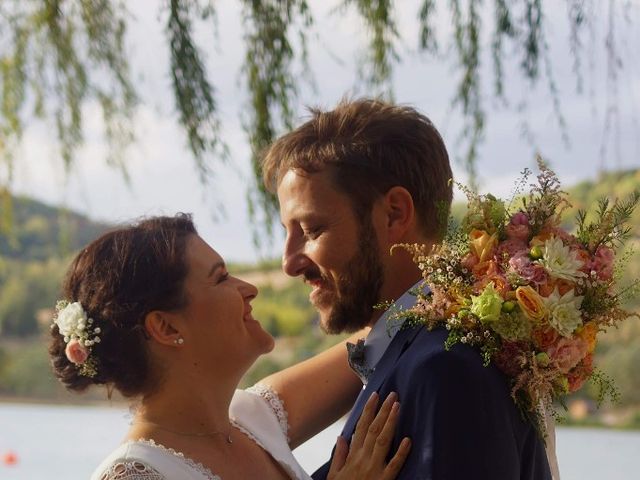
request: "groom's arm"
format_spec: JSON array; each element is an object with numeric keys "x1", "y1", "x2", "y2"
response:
[
  {"x1": 258, "y1": 329, "x2": 367, "y2": 448},
  {"x1": 395, "y1": 347, "x2": 523, "y2": 480}
]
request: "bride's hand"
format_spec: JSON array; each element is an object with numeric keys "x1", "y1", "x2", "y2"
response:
[{"x1": 327, "y1": 392, "x2": 411, "y2": 480}]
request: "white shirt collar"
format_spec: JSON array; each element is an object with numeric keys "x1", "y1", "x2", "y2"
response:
[{"x1": 363, "y1": 280, "x2": 423, "y2": 373}]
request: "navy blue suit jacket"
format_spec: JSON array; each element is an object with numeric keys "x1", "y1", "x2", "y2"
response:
[{"x1": 312, "y1": 326, "x2": 552, "y2": 480}]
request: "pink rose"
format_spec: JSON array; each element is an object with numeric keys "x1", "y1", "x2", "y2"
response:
[
  {"x1": 494, "y1": 341, "x2": 528, "y2": 377},
  {"x1": 65, "y1": 339, "x2": 89, "y2": 365},
  {"x1": 509, "y1": 252, "x2": 548, "y2": 285},
  {"x1": 496, "y1": 238, "x2": 528, "y2": 260},
  {"x1": 546, "y1": 337, "x2": 588, "y2": 374},
  {"x1": 567, "y1": 353, "x2": 594, "y2": 393},
  {"x1": 461, "y1": 252, "x2": 479, "y2": 270},
  {"x1": 510, "y1": 212, "x2": 529, "y2": 226},
  {"x1": 592, "y1": 246, "x2": 615, "y2": 281},
  {"x1": 505, "y1": 212, "x2": 531, "y2": 242}
]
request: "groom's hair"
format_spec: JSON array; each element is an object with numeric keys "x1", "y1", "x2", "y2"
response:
[{"x1": 262, "y1": 98, "x2": 453, "y2": 239}]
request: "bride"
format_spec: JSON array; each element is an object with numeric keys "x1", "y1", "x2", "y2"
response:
[{"x1": 49, "y1": 214, "x2": 411, "y2": 479}]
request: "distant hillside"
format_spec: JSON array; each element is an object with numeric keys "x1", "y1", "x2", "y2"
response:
[
  {"x1": 0, "y1": 195, "x2": 111, "y2": 261},
  {"x1": 564, "y1": 168, "x2": 640, "y2": 237}
]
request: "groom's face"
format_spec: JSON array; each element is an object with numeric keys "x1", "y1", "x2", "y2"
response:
[{"x1": 277, "y1": 169, "x2": 385, "y2": 334}]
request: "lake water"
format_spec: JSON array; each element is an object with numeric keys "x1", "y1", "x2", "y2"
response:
[{"x1": 1, "y1": 402, "x2": 639, "y2": 479}]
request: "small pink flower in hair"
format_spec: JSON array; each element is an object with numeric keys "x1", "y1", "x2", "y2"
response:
[{"x1": 65, "y1": 339, "x2": 89, "y2": 365}]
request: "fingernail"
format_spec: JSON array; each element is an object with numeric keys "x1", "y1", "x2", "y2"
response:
[
  {"x1": 369, "y1": 391, "x2": 379, "y2": 401},
  {"x1": 392, "y1": 401, "x2": 400, "y2": 412}
]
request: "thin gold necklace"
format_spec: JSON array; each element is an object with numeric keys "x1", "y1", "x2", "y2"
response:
[{"x1": 134, "y1": 419, "x2": 234, "y2": 444}]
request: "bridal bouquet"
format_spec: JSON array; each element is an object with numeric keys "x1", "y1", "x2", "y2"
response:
[{"x1": 395, "y1": 158, "x2": 639, "y2": 431}]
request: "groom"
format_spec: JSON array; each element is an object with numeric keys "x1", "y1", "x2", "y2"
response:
[{"x1": 262, "y1": 98, "x2": 552, "y2": 479}]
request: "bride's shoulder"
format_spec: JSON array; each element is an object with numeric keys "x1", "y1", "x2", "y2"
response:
[
  {"x1": 232, "y1": 384, "x2": 289, "y2": 439},
  {"x1": 90, "y1": 441, "x2": 165, "y2": 480},
  {"x1": 90, "y1": 440, "x2": 220, "y2": 480}
]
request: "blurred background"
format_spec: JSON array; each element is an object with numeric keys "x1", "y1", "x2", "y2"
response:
[{"x1": 0, "y1": 0, "x2": 639, "y2": 478}]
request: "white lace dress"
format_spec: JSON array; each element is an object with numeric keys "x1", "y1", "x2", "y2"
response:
[{"x1": 90, "y1": 384, "x2": 311, "y2": 480}]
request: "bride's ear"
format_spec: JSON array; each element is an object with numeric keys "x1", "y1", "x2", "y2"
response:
[{"x1": 144, "y1": 311, "x2": 183, "y2": 347}]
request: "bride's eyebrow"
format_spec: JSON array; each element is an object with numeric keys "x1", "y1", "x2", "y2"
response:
[{"x1": 207, "y1": 261, "x2": 225, "y2": 278}]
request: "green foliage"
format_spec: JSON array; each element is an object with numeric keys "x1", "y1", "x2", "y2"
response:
[
  {"x1": 0, "y1": 0, "x2": 136, "y2": 175},
  {"x1": 0, "y1": 194, "x2": 109, "y2": 261},
  {"x1": 1, "y1": 1, "x2": 630, "y2": 245},
  {"x1": 165, "y1": 0, "x2": 226, "y2": 181},
  {"x1": 342, "y1": 0, "x2": 398, "y2": 91},
  {"x1": 241, "y1": 0, "x2": 311, "y2": 246},
  {"x1": 0, "y1": 193, "x2": 108, "y2": 337},
  {"x1": 252, "y1": 283, "x2": 316, "y2": 336},
  {"x1": 576, "y1": 190, "x2": 640, "y2": 253},
  {"x1": 0, "y1": 342, "x2": 60, "y2": 398}
]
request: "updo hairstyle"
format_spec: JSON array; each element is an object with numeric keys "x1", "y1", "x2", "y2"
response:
[{"x1": 49, "y1": 214, "x2": 197, "y2": 397}]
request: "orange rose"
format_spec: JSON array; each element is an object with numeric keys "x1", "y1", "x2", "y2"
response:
[
  {"x1": 470, "y1": 230, "x2": 498, "y2": 263},
  {"x1": 515, "y1": 285, "x2": 547, "y2": 322},
  {"x1": 472, "y1": 260, "x2": 499, "y2": 278},
  {"x1": 532, "y1": 324, "x2": 559, "y2": 350},
  {"x1": 575, "y1": 322, "x2": 599, "y2": 353},
  {"x1": 539, "y1": 279, "x2": 574, "y2": 297},
  {"x1": 529, "y1": 231, "x2": 553, "y2": 247},
  {"x1": 474, "y1": 274, "x2": 510, "y2": 297}
]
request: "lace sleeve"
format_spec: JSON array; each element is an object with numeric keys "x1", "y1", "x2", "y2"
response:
[
  {"x1": 97, "y1": 460, "x2": 165, "y2": 480},
  {"x1": 245, "y1": 383, "x2": 289, "y2": 440}
]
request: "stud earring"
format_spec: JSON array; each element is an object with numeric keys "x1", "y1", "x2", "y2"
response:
[{"x1": 174, "y1": 337, "x2": 184, "y2": 345}]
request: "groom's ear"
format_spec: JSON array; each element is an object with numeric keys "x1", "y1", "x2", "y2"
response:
[
  {"x1": 382, "y1": 186, "x2": 415, "y2": 242},
  {"x1": 144, "y1": 311, "x2": 183, "y2": 347}
]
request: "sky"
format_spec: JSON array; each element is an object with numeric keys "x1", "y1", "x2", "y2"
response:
[{"x1": 10, "y1": 0, "x2": 640, "y2": 264}]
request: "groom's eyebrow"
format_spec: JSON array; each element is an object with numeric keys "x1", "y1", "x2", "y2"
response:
[{"x1": 207, "y1": 261, "x2": 225, "y2": 278}]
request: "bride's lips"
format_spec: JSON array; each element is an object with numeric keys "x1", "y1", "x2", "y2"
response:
[{"x1": 243, "y1": 305, "x2": 257, "y2": 323}]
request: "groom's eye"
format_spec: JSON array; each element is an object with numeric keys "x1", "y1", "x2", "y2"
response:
[
  {"x1": 303, "y1": 226, "x2": 323, "y2": 239},
  {"x1": 217, "y1": 272, "x2": 230, "y2": 284}
]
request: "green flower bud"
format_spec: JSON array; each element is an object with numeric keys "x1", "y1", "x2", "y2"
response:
[
  {"x1": 501, "y1": 301, "x2": 516, "y2": 313},
  {"x1": 529, "y1": 245, "x2": 544, "y2": 260},
  {"x1": 535, "y1": 352, "x2": 550, "y2": 367}
]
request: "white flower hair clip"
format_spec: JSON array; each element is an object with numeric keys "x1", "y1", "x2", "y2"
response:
[{"x1": 52, "y1": 300, "x2": 101, "y2": 377}]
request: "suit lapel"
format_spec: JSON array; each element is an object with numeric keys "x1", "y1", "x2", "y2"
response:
[{"x1": 341, "y1": 324, "x2": 423, "y2": 439}]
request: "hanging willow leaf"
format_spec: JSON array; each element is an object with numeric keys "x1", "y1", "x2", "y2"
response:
[
  {"x1": 241, "y1": 0, "x2": 311, "y2": 246},
  {"x1": 449, "y1": 0, "x2": 483, "y2": 191},
  {"x1": 166, "y1": 0, "x2": 225, "y2": 183},
  {"x1": 342, "y1": 0, "x2": 399, "y2": 91},
  {"x1": 419, "y1": 0, "x2": 438, "y2": 53},
  {"x1": 567, "y1": 0, "x2": 587, "y2": 93},
  {"x1": 492, "y1": 0, "x2": 515, "y2": 99},
  {"x1": 521, "y1": 0, "x2": 542, "y2": 80},
  {"x1": 0, "y1": 0, "x2": 634, "y2": 246},
  {"x1": 0, "y1": 0, "x2": 136, "y2": 233}
]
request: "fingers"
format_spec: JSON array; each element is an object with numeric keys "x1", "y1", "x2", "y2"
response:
[
  {"x1": 350, "y1": 391, "x2": 379, "y2": 449},
  {"x1": 381, "y1": 437, "x2": 412, "y2": 480},
  {"x1": 362, "y1": 391, "x2": 398, "y2": 454},
  {"x1": 369, "y1": 398, "x2": 401, "y2": 464},
  {"x1": 327, "y1": 436, "x2": 349, "y2": 479}
]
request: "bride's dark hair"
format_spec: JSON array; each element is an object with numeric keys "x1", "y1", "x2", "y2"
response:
[{"x1": 49, "y1": 213, "x2": 197, "y2": 397}]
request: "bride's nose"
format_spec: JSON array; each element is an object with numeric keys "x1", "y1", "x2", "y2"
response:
[{"x1": 238, "y1": 279, "x2": 258, "y2": 301}]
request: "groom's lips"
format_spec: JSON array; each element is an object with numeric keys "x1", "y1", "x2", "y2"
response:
[{"x1": 307, "y1": 279, "x2": 333, "y2": 304}]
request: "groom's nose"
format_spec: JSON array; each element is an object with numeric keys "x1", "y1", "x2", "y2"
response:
[{"x1": 282, "y1": 236, "x2": 311, "y2": 277}]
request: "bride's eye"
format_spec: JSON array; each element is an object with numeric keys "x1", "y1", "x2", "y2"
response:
[{"x1": 217, "y1": 272, "x2": 230, "y2": 284}]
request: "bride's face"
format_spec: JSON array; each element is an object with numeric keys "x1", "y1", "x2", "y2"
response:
[{"x1": 177, "y1": 235, "x2": 274, "y2": 370}]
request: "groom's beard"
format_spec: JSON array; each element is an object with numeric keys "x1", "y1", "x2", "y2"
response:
[{"x1": 318, "y1": 220, "x2": 385, "y2": 335}]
